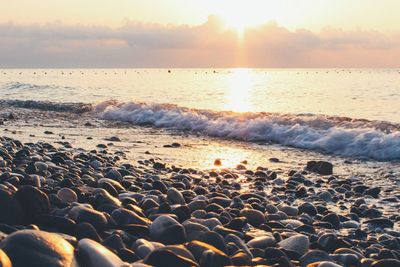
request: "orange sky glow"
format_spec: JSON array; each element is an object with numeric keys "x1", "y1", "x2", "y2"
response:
[{"x1": 0, "y1": 0, "x2": 399, "y2": 67}]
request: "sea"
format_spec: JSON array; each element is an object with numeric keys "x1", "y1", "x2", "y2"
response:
[{"x1": 0, "y1": 68, "x2": 400, "y2": 172}]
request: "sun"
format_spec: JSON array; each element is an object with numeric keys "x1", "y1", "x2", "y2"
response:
[
  {"x1": 221, "y1": 13, "x2": 260, "y2": 37},
  {"x1": 214, "y1": 1, "x2": 270, "y2": 37},
  {"x1": 224, "y1": 18, "x2": 249, "y2": 37}
]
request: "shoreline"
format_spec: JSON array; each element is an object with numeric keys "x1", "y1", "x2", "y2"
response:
[{"x1": 0, "y1": 106, "x2": 399, "y2": 266}]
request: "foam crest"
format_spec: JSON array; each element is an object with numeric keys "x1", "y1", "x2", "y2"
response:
[{"x1": 95, "y1": 100, "x2": 400, "y2": 161}]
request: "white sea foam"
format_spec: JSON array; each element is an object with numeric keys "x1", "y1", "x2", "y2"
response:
[{"x1": 94, "y1": 100, "x2": 400, "y2": 161}]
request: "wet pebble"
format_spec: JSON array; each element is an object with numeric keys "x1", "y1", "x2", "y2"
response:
[
  {"x1": 278, "y1": 234, "x2": 310, "y2": 256},
  {"x1": 69, "y1": 205, "x2": 108, "y2": 231},
  {"x1": 300, "y1": 250, "x2": 332, "y2": 266},
  {"x1": 150, "y1": 215, "x2": 186, "y2": 245},
  {"x1": 0, "y1": 230, "x2": 74, "y2": 267},
  {"x1": 167, "y1": 187, "x2": 186, "y2": 205},
  {"x1": 77, "y1": 238, "x2": 129, "y2": 267},
  {"x1": 57, "y1": 188, "x2": 78, "y2": 203}
]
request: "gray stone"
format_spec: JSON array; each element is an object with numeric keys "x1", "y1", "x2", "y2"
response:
[
  {"x1": 278, "y1": 234, "x2": 309, "y2": 255},
  {"x1": 318, "y1": 191, "x2": 333, "y2": 202},
  {"x1": 167, "y1": 188, "x2": 186, "y2": 205},
  {"x1": 239, "y1": 208, "x2": 265, "y2": 227},
  {"x1": 306, "y1": 161, "x2": 333, "y2": 175},
  {"x1": 34, "y1": 161, "x2": 48, "y2": 172},
  {"x1": 279, "y1": 205, "x2": 298, "y2": 216},
  {"x1": 150, "y1": 215, "x2": 186, "y2": 245},
  {"x1": 106, "y1": 169, "x2": 122, "y2": 181},
  {"x1": 57, "y1": 188, "x2": 78, "y2": 203}
]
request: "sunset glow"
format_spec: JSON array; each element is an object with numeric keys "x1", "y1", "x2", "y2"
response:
[
  {"x1": 0, "y1": 0, "x2": 400, "y2": 67},
  {"x1": 214, "y1": 1, "x2": 271, "y2": 37}
]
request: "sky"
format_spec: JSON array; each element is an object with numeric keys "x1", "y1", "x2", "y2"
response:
[{"x1": 1, "y1": 0, "x2": 400, "y2": 67}]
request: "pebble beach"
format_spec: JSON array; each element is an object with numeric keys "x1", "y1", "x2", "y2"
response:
[{"x1": 0, "y1": 104, "x2": 400, "y2": 267}]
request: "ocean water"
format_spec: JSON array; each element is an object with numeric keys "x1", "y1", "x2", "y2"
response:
[{"x1": 1, "y1": 68, "x2": 400, "y2": 161}]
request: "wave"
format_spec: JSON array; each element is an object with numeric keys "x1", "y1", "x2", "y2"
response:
[
  {"x1": 0, "y1": 100, "x2": 92, "y2": 113},
  {"x1": 2, "y1": 98, "x2": 399, "y2": 161},
  {"x1": 94, "y1": 100, "x2": 400, "y2": 161},
  {"x1": 2, "y1": 82, "x2": 74, "y2": 92}
]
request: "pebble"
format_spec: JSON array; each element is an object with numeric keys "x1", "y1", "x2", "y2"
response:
[
  {"x1": 106, "y1": 169, "x2": 122, "y2": 181},
  {"x1": 321, "y1": 213, "x2": 340, "y2": 229},
  {"x1": 196, "y1": 231, "x2": 227, "y2": 253},
  {"x1": 264, "y1": 247, "x2": 287, "y2": 260},
  {"x1": 90, "y1": 160, "x2": 102, "y2": 169},
  {"x1": 278, "y1": 234, "x2": 310, "y2": 256},
  {"x1": 333, "y1": 248, "x2": 363, "y2": 260},
  {"x1": 214, "y1": 159, "x2": 222, "y2": 166},
  {"x1": 0, "y1": 230, "x2": 74, "y2": 267},
  {"x1": 69, "y1": 205, "x2": 108, "y2": 231},
  {"x1": 167, "y1": 187, "x2": 186, "y2": 205},
  {"x1": 341, "y1": 220, "x2": 360, "y2": 229},
  {"x1": 239, "y1": 208, "x2": 265, "y2": 227},
  {"x1": 106, "y1": 136, "x2": 121, "y2": 142},
  {"x1": 183, "y1": 221, "x2": 209, "y2": 241},
  {"x1": 144, "y1": 249, "x2": 198, "y2": 267},
  {"x1": 300, "y1": 250, "x2": 332, "y2": 266},
  {"x1": 77, "y1": 238, "x2": 130, "y2": 267},
  {"x1": 75, "y1": 222, "x2": 102, "y2": 242},
  {"x1": 247, "y1": 235, "x2": 276, "y2": 249},
  {"x1": 365, "y1": 187, "x2": 381, "y2": 198},
  {"x1": 14, "y1": 185, "x2": 50, "y2": 223},
  {"x1": 306, "y1": 161, "x2": 333, "y2": 175},
  {"x1": 57, "y1": 188, "x2": 78, "y2": 203},
  {"x1": 186, "y1": 240, "x2": 231, "y2": 266},
  {"x1": 311, "y1": 262, "x2": 342, "y2": 267},
  {"x1": 370, "y1": 259, "x2": 400, "y2": 267},
  {"x1": 134, "y1": 239, "x2": 164, "y2": 258},
  {"x1": 0, "y1": 189, "x2": 24, "y2": 225},
  {"x1": 279, "y1": 205, "x2": 299, "y2": 216},
  {"x1": 365, "y1": 218, "x2": 394, "y2": 229},
  {"x1": 34, "y1": 161, "x2": 48, "y2": 172},
  {"x1": 331, "y1": 253, "x2": 360, "y2": 266},
  {"x1": 318, "y1": 191, "x2": 333, "y2": 202},
  {"x1": 150, "y1": 215, "x2": 186, "y2": 245},
  {"x1": 318, "y1": 234, "x2": 338, "y2": 252},
  {"x1": 111, "y1": 208, "x2": 151, "y2": 226},
  {"x1": 298, "y1": 202, "x2": 317, "y2": 216},
  {"x1": 0, "y1": 250, "x2": 11, "y2": 267}
]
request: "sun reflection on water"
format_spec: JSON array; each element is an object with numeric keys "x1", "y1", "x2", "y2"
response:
[
  {"x1": 225, "y1": 68, "x2": 254, "y2": 112},
  {"x1": 199, "y1": 144, "x2": 253, "y2": 170}
]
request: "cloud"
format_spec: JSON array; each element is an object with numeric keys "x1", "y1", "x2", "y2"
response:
[{"x1": 0, "y1": 16, "x2": 399, "y2": 67}]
